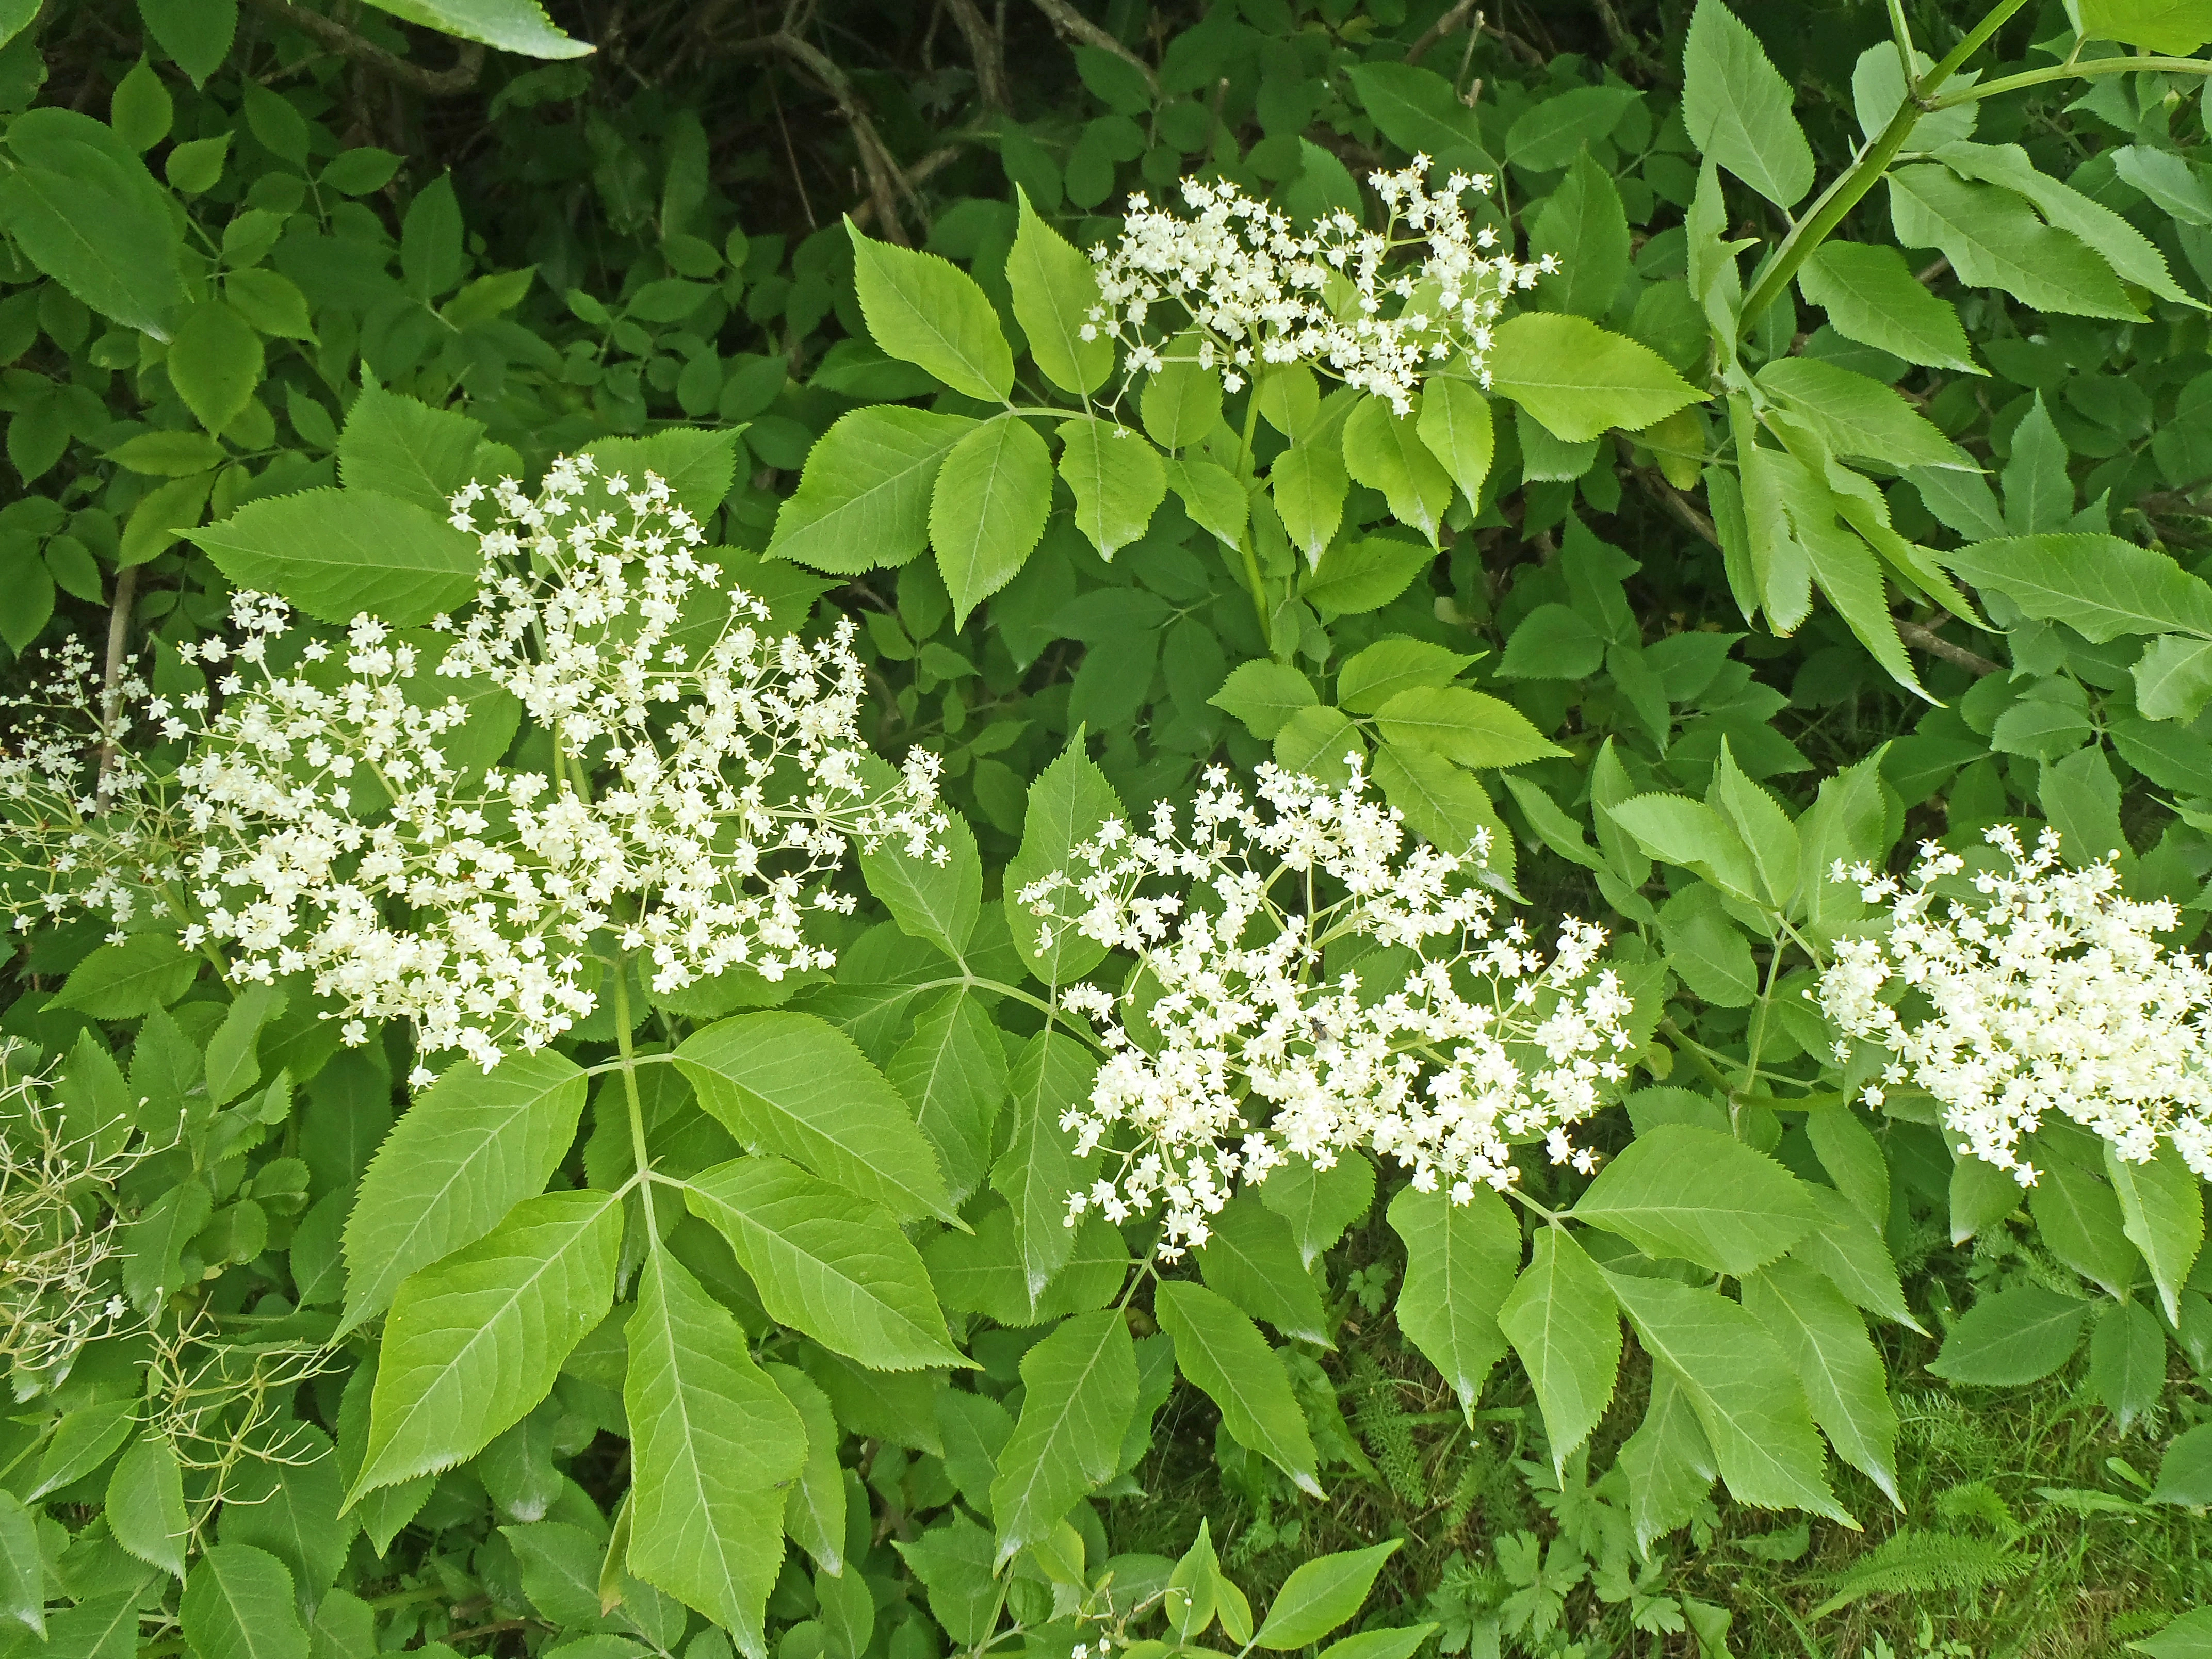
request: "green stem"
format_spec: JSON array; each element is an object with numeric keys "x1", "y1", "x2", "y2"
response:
[
  {"x1": 1884, "y1": 0, "x2": 1916, "y2": 70},
  {"x1": 1738, "y1": 94, "x2": 1924, "y2": 329},
  {"x1": 583, "y1": 1051, "x2": 678, "y2": 1078},
  {"x1": 972, "y1": 1550, "x2": 1015, "y2": 1639},
  {"x1": 1502, "y1": 1184, "x2": 1564, "y2": 1226},
  {"x1": 1924, "y1": 0, "x2": 2035, "y2": 89},
  {"x1": 901, "y1": 971, "x2": 1105, "y2": 1039},
  {"x1": 612, "y1": 960, "x2": 654, "y2": 1228},
  {"x1": 1736, "y1": 0, "x2": 2034, "y2": 329},
  {"x1": 1658, "y1": 1016, "x2": 1736, "y2": 1096},
  {"x1": 1934, "y1": 52, "x2": 2212, "y2": 106},
  {"x1": 1237, "y1": 531, "x2": 1275, "y2": 657},
  {"x1": 1735, "y1": 941, "x2": 1790, "y2": 1119},
  {"x1": 1232, "y1": 382, "x2": 1280, "y2": 659}
]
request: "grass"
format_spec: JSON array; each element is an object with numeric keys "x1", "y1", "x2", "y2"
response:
[{"x1": 1109, "y1": 1209, "x2": 2212, "y2": 1658}]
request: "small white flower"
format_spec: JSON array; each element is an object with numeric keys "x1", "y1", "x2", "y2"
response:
[
  {"x1": 1818, "y1": 825, "x2": 2212, "y2": 1183},
  {"x1": 1023, "y1": 759, "x2": 1631, "y2": 1256},
  {"x1": 1087, "y1": 169, "x2": 1539, "y2": 429},
  {"x1": 0, "y1": 458, "x2": 945, "y2": 1074}
]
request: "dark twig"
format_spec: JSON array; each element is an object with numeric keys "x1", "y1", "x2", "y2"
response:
[
  {"x1": 1482, "y1": 13, "x2": 1546, "y2": 69},
  {"x1": 1591, "y1": 0, "x2": 1661, "y2": 79},
  {"x1": 944, "y1": 0, "x2": 1008, "y2": 109},
  {"x1": 1404, "y1": 0, "x2": 1477, "y2": 66},
  {"x1": 1895, "y1": 617, "x2": 2002, "y2": 676},
  {"x1": 850, "y1": 143, "x2": 969, "y2": 231},
  {"x1": 1027, "y1": 0, "x2": 1157, "y2": 96},
  {"x1": 244, "y1": 0, "x2": 485, "y2": 95},
  {"x1": 727, "y1": 30, "x2": 910, "y2": 242}
]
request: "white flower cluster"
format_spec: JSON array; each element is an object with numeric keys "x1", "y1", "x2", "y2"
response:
[
  {"x1": 1020, "y1": 760, "x2": 1633, "y2": 1256},
  {"x1": 2, "y1": 457, "x2": 945, "y2": 1074},
  {"x1": 1818, "y1": 825, "x2": 2212, "y2": 1185},
  {"x1": 1083, "y1": 164, "x2": 1550, "y2": 413}
]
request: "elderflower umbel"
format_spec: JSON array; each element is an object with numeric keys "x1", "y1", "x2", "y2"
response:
[
  {"x1": 1818, "y1": 825, "x2": 2212, "y2": 1185},
  {"x1": 1082, "y1": 166, "x2": 1549, "y2": 414},
  {"x1": 1020, "y1": 760, "x2": 1633, "y2": 1256},
  {"x1": 2, "y1": 456, "x2": 945, "y2": 1072}
]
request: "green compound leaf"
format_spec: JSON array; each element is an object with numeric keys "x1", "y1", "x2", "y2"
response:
[
  {"x1": 1372, "y1": 685, "x2": 1566, "y2": 768},
  {"x1": 1497, "y1": 1228, "x2": 1620, "y2": 1473},
  {"x1": 105, "y1": 1435, "x2": 188, "y2": 1580},
  {"x1": 189, "y1": 487, "x2": 480, "y2": 627},
  {"x1": 1195, "y1": 1193, "x2": 1332, "y2": 1347},
  {"x1": 1606, "y1": 1272, "x2": 1851, "y2": 1523},
  {"x1": 1210, "y1": 660, "x2": 1319, "y2": 740},
  {"x1": 767, "y1": 406, "x2": 978, "y2": 575},
  {"x1": 1388, "y1": 1185, "x2": 1519, "y2": 1425},
  {"x1": 676, "y1": 1010, "x2": 956, "y2": 1224},
  {"x1": 337, "y1": 385, "x2": 486, "y2": 513},
  {"x1": 888, "y1": 988, "x2": 1007, "y2": 1209},
  {"x1": 354, "y1": 1189, "x2": 622, "y2": 1497},
  {"x1": 51, "y1": 933, "x2": 198, "y2": 1019},
  {"x1": 1414, "y1": 377, "x2": 1494, "y2": 506},
  {"x1": 1268, "y1": 442, "x2": 1345, "y2": 568},
  {"x1": 1003, "y1": 740, "x2": 1123, "y2": 988},
  {"x1": 1009, "y1": 189, "x2": 1111, "y2": 395},
  {"x1": 933, "y1": 413, "x2": 1053, "y2": 626},
  {"x1": 1681, "y1": 0, "x2": 1813, "y2": 208},
  {"x1": 1342, "y1": 394, "x2": 1453, "y2": 546},
  {"x1": 1929, "y1": 1282, "x2": 2092, "y2": 1385},
  {"x1": 859, "y1": 805, "x2": 983, "y2": 962},
  {"x1": 1058, "y1": 416, "x2": 1164, "y2": 561},
  {"x1": 357, "y1": 0, "x2": 592, "y2": 57},
  {"x1": 1886, "y1": 166, "x2": 2140, "y2": 321},
  {"x1": 1797, "y1": 242, "x2": 1979, "y2": 373},
  {"x1": 989, "y1": 1030, "x2": 1102, "y2": 1297},
  {"x1": 767, "y1": 1362, "x2": 847, "y2": 1575},
  {"x1": 988, "y1": 1308, "x2": 1138, "y2": 1568},
  {"x1": 1254, "y1": 1539, "x2": 1403, "y2": 1650},
  {"x1": 847, "y1": 219, "x2": 1014, "y2": 403},
  {"x1": 342, "y1": 1048, "x2": 589, "y2": 1331},
  {"x1": 1572, "y1": 1125, "x2": 1818, "y2": 1275},
  {"x1": 625, "y1": 1245, "x2": 805, "y2": 1658},
  {"x1": 0, "y1": 108, "x2": 186, "y2": 337},
  {"x1": 181, "y1": 1544, "x2": 306, "y2": 1659},
  {"x1": 2104, "y1": 1143, "x2": 2205, "y2": 1326},
  {"x1": 1941, "y1": 533, "x2": 2212, "y2": 644},
  {"x1": 1742, "y1": 1257, "x2": 1901, "y2": 1506},
  {"x1": 1488, "y1": 313, "x2": 1699, "y2": 443},
  {"x1": 167, "y1": 300, "x2": 263, "y2": 434},
  {"x1": 684, "y1": 1153, "x2": 965, "y2": 1371},
  {"x1": 1371, "y1": 741, "x2": 1515, "y2": 887},
  {"x1": 1154, "y1": 1281, "x2": 1322, "y2": 1496},
  {"x1": 0, "y1": 1490, "x2": 43, "y2": 1638}
]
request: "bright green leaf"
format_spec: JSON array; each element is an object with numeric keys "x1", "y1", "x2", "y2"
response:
[
  {"x1": 675, "y1": 1010, "x2": 956, "y2": 1224},
  {"x1": 1388, "y1": 1185, "x2": 1518, "y2": 1425},
  {"x1": 933, "y1": 414, "x2": 1052, "y2": 626},
  {"x1": 1154, "y1": 1281, "x2": 1322, "y2": 1495},
  {"x1": 342, "y1": 1048, "x2": 589, "y2": 1331},
  {"x1": 1497, "y1": 1228, "x2": 1620, "y2": 1473},
  {"x1": 354, "y1": 1190, "x2": 622, "y2": 1496},
  {"x1": 768, "y1": 406, "x2": 976, "y2": 575},
  {"x1": 684, "y1": 1153, "x2": 965, "y2": 1371},
  {"x1": 1489, "y1": 313, "x2": 1699, "y2": 443}
]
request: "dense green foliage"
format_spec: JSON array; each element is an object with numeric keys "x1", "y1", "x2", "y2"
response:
[{"x1": 2, "y1": 1, "x2": 2212, "y2": 1656}]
